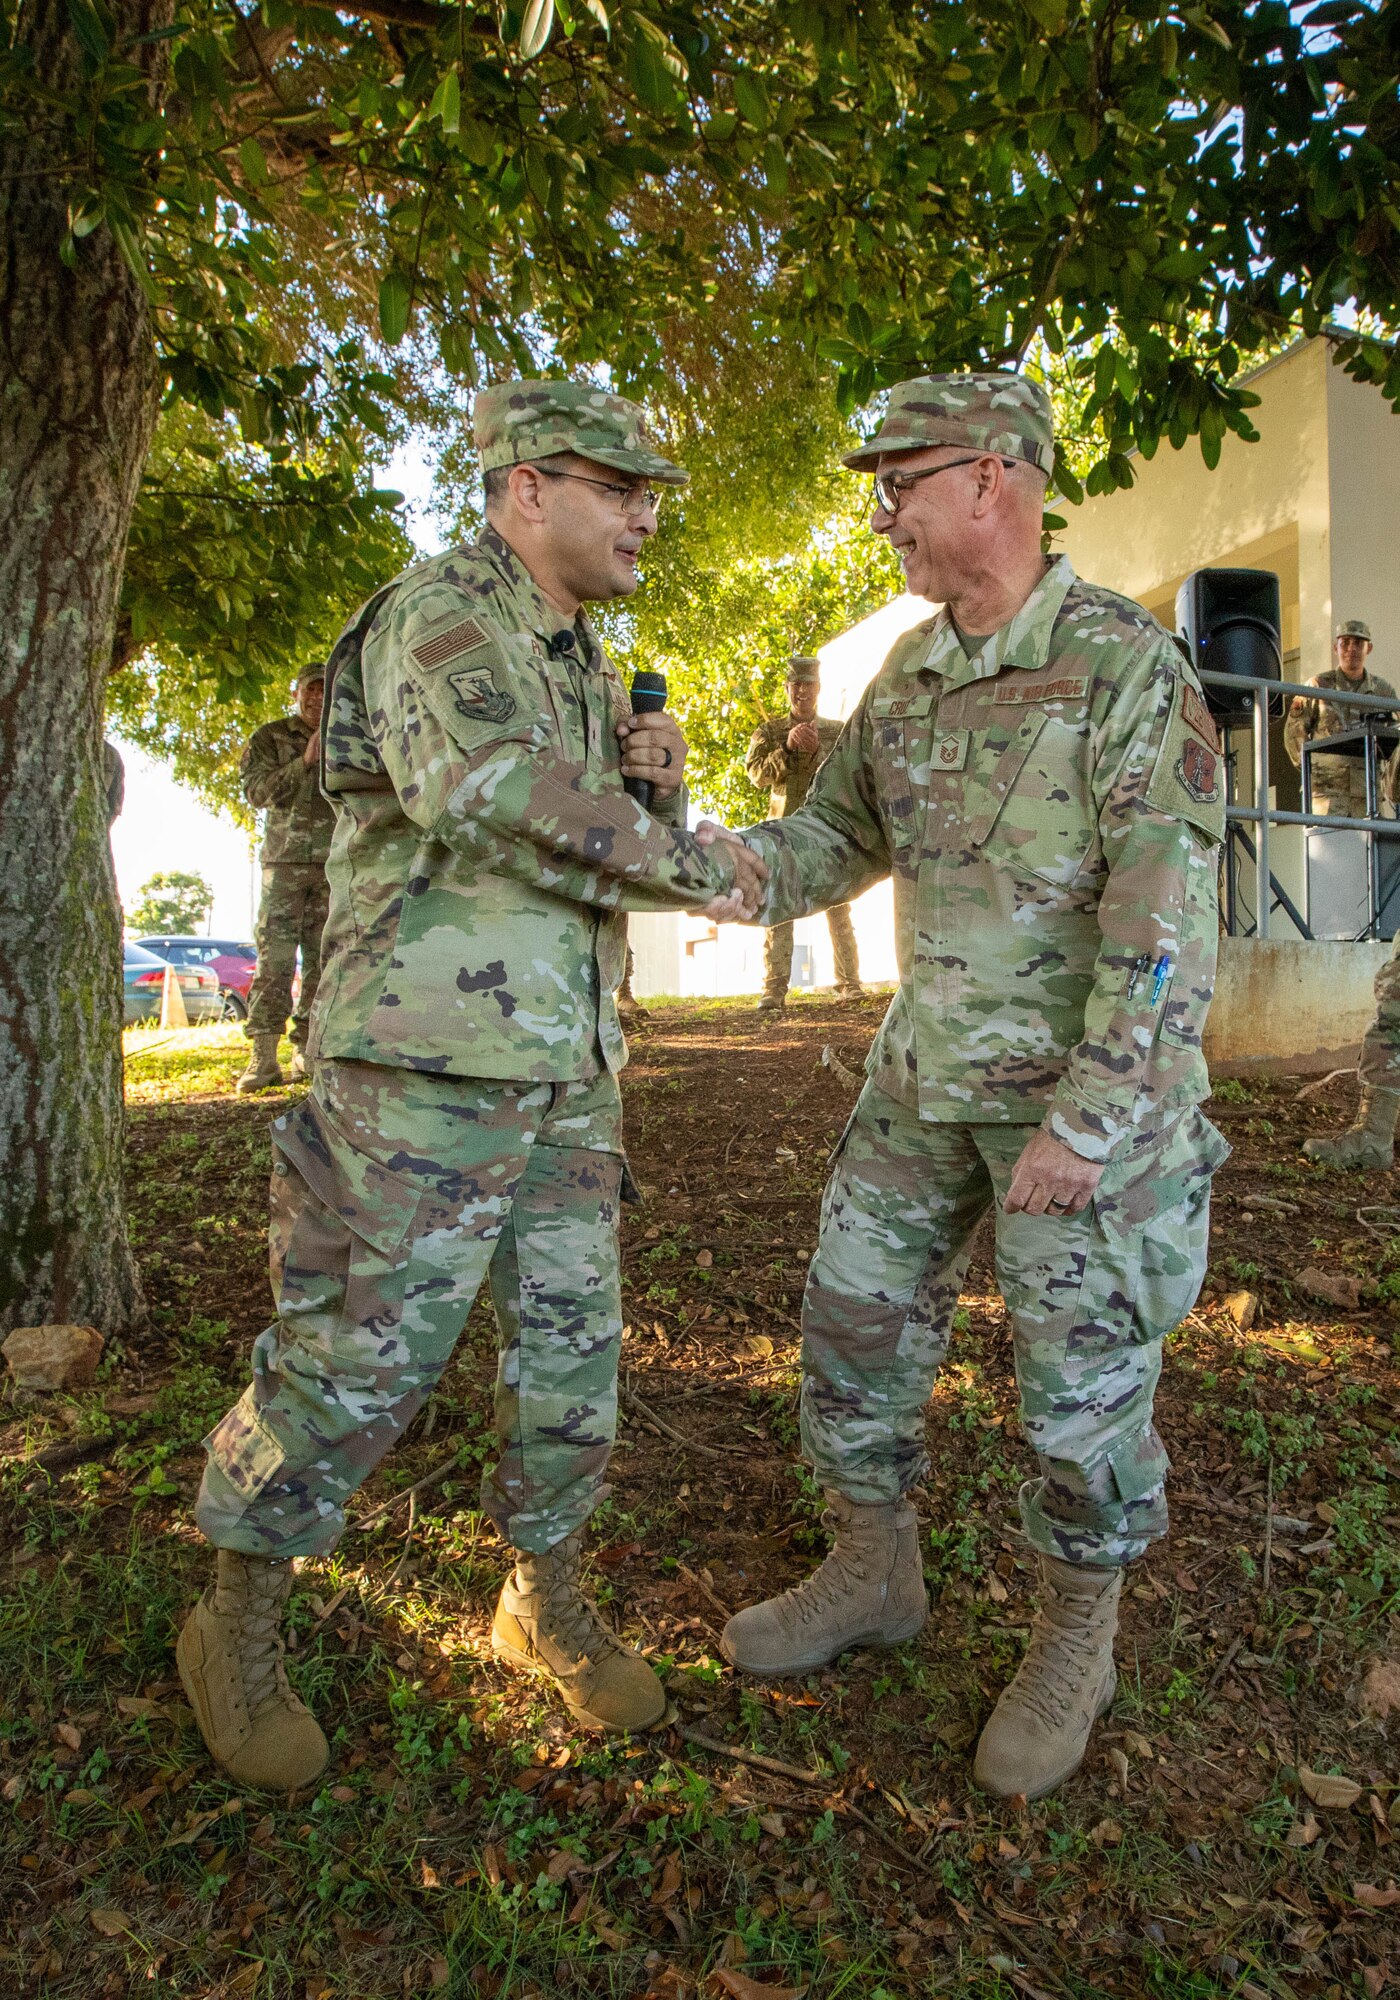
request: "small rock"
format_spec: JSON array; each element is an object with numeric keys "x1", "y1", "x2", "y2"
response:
[
  {"x1": 2, "y1": 1324, "x2": 104, "y2": 1394},
  {"x1": 1299, "y1": 1267, "x2": 1367, "y2": 1312},
  {"x1": 1223, "y1": 1289, "x2": 1258, "y2": 1331}
]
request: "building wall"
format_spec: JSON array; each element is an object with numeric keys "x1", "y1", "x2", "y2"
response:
[{"x1": 1326, "y1": 359, "x2": 1400, "y2": 688}]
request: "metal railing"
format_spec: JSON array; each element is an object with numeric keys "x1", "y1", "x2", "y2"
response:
[{"x1": 1200, "y1": 668, "x2": 1400, "y2": 941}]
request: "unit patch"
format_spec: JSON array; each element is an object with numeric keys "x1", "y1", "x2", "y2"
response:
[
  {"x1": 446, "y1": 664, "x2": 517, "y2": 725},
  {"x1": 1175, "y1": 734, "x2": 1219, "y2": 804},
  {"x1": 1179, "y1": 683, "x2": 1219, "y2": 750},
  {"x1": 992, "y1": 675, "x2": 1089, "y2": 706},
  {"x1": 410, "y1": 617, "x2": 490, "y2": 672}
]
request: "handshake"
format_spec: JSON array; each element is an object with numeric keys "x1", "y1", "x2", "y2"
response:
[{"x1": 695, "y1": 821, "x2": 768, "y2": 922}]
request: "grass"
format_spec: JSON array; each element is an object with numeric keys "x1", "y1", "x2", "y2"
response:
[{"x1": 4, "y1": 1013, "x2": 1400, "y2": 1997}]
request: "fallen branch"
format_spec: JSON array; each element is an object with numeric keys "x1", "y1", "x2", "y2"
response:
[
  {"x1": 1294, "y1": 1068, "x2": 1353, "y2": 1101},
  {"x1": 676, "y1": 1563, "x2": 733, "y2": 1625},
  {"x1": 679, "y1": 1727, "x2": 824, "y2": 1787},
  {"x1": 621, "y1": 1387, "x2": 748, "y2": 1458},
  {"x1": 354, "y1": 1453, "x2": 464, "y2": 1531},
  {"x1": 1205, "y1": 1631, "x2": 1247, "y2": 1694}
]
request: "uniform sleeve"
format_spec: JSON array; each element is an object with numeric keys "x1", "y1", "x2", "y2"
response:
[
  {"x1": 745, "y1": 723, "x2": 790, "y2": 790},
  {"x1": 240, "y1": 727, "x2": 308, "y2": 811},
  {"x1": 1283, "y1": 691, "x2": 1318, "y2": 769},
  {"x1": 1047, "y1": 635, "x2": 1223, "y2": 1162},
  {"x1": 739, "y1": 697, "x2": 891, "y2": 922},
  {"x1": 362, "y1": 588, "x2": 735, "y2": 915}
]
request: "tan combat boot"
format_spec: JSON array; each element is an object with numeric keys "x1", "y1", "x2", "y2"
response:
[
  {"x1": 973, "y1": 1555, "x2": 1121, "y2": 1800},
  {"x1": 288, "y1": 1048, "x2": 312, "y2": 1083},
  {"x1": 177, "y1": 1550, "x2": 329, "y2": 1790},
  {"x1": 720, "y1": 1492, "x2": 927, "y2": 1676},
  {"x1": 1303, "y1": 1086, "x2": 1400, "y2": 1170},
  {"x1": 235, "y1": 1035, "x2": 284, "y2": 1094},
  {"x1": 491, "y1": 1534, "x2": 667, "y2": 1734}
]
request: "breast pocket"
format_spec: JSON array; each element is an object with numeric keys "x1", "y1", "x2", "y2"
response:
[
  {"x1": 871, "y1": 691, "x2": 937, "y2": 852},
  {"x1": 965, "y1": 712, "x2": 1095, "y2": 888}
]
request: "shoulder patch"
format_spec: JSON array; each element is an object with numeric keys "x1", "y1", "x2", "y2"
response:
[
  {"x1": 1145, "y1": 677, "x2": 1225, "y2": 843},
  {"x1": 445, "y1": 663, "x2": 517, "y2": 726},
  {"x1": 993, "y1": 675, "x2": 1089, "y2": 706},
  {"x1": 410, "y1": 617, "x2": 491, "y2": 673}
]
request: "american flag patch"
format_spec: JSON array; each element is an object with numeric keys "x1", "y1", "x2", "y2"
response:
[{"x1": 410, "y1": 617, "x2": 490, "y2": 671}]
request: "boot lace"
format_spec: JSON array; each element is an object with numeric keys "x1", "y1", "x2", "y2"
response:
[
  {"x1": 530, "y1": 1540, "x2": 623, "y2": 1665},
  {"x1": 232, "y1": 1563, "x2": 296, "y2": 1717},
  {"x1": 1002, "y1": 1577, "x2": 1112, "y2": 1733},
  {"x1": 773, "y1": 1510, "x2": 878, "y2": 1629}
]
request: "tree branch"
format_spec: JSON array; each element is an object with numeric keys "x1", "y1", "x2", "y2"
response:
[{"x1": 296, "y1": 0, "x2": 460, "y2": 32}]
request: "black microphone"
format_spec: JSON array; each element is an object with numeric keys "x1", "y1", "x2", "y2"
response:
[{"x1": 624, "y1": 670, "x2": 668, "y2": 811}]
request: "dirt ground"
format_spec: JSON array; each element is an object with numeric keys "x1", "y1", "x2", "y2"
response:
[{"x1": 4, "y1": 1000, "x2": 1400, "y2": 2000}]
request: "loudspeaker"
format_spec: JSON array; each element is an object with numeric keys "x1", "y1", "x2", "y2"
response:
[{"x1": 1176, "y1": 568, "x2": 1283, "y2": 723}]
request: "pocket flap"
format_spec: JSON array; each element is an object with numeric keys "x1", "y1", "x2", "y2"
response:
[
  {"x1": 270, "y1": 1100, "x2": 423, "y2": 1257},
  {"x1": 1093, "y1": 1108, "x2": 1230, "y2": 1241},
  {"x1": 962, "y1": 711, "x2": 1048, "y2": 846}
]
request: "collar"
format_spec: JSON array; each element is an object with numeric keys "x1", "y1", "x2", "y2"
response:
[
  {"x1": 477, "y1": 526, "x2": 607, "y2": 671},
  {"x1": 909, "y1": 555, "x2": 1077, "y2": 692}
]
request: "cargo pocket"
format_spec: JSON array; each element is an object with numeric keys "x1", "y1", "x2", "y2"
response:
[
  {"x1": 1104, "y1": 1423, "x2": 1170, "y2": 1506},
  {"x1": 870, "y1": 689, "x2": 935, "y2": 852},
  {"x1": 1093, "y1": 1109, "x2": 1228, "y2": 1338},
  {"x1": 201, "y1": 1387, "x2": 289, "y2": 1506}
]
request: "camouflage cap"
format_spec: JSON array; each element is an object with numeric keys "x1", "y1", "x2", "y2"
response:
[
  {"x1": 786, "y1": 654, "x2": 821, "y2": 683},
  {"x1": 842, "y1": 371, "x2": 1054, "y2": 476},
  {"x1": 1336, "y1": 618, "x2": 1373, "y2": 643},
  {"x1": 474, "y1": 378, "x2": 688, "y2": 487},
  {"x1": 295, "y1": 664, "x2": 326, "y2": 688}
]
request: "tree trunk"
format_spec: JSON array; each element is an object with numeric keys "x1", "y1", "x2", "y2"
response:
[{"x1": 0, "y1": 0, "x2": 171, "y2": 1334}]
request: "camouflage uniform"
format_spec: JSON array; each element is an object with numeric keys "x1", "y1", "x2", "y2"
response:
[
  {"x1": 1284, "y1": 666, "x2": 1399, "y2": 817},
  {"x1": 740, "y1": 381, "x2": 1226, "y2": 1565},
  {"x1": 747, "y1": 702, "x2": 861, "y2": 1002},
  {"x1": 241, "y1": 716, "x2": 335, "y2": 1049},
  {"x1": 1357, "y1": 933, "x2": 1400, "y2": 1090},
  {"x1": 198, "y1": 382, "x2": 740, "y2": 1560}
]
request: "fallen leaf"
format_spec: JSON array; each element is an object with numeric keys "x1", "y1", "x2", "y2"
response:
[
  {"x1": 54, "y1": 1721, "x2": 82, "y2": 1751},
  {"x1": 1300, "y1": 1765, "x2": 1364, "y2": 1811},
  {"x1": 1223, "y1": 1289, "x2": 1258, "y2": 1330},
  {"x1": 1089, "y1": 1818, "x2": 1123, "y2": 1848},
  {"x1": 427, "y1": 1960, "x2": 450, "y2": 1991},
  {"x1": 330, "y1": 1785, "x2": 355, "y2": 1803},
  {"x1": 227, "y1": 1965, "x2": 263, "y2": 1996},
  {"x1": 694, "y1": 1249, "x2": 713, "y2": 1268},
  {"x1": 89, "y1": 1909, "x2": 130, "y2": 1937},
  {"x1": 1106, "y1": 1747, "x2": 1130, "y2": 1792},
  {"x1": 305, "y1": 1981, "x2": 334, "y2": 2000},
  {"x1": 1287, "y1": 1815, "x2": 1322, "y2": 1847},
  {"x1": 116, "y1": 1696, "x2": 159, "y2": 1720},
  {"x1": 544, "y1": 1848, "x2": 579, "y2": 1883},
  {"x1": 708, "y1": 1972, "x2": 807, "y2": 2000},
  {"x1": 1364, "y1": 1967, "x2": 1391, "y2": 2000},
  {"x1": 1355, "y1": 1884, "x2": 1400, "y2": 1910},
  {"x1": 757, "y1": 1813, "x2": 785, "y2": 1837},
  {"x1": 985, "y1": 1573, "x2": 1008, "y2": 1604},
  {"x1": 651, "y1": 1852, "x2": 684, "y2": 1905},
  {"x1": 1122, "y1": 1729, "x2": 1154, "y2": 1760},
  {"x1": 1360, "y1": 1660, "x2": 1400, "y2": 1721},
  {"x1": 420, "y1": 1860, "x2": 439, "y2": 1888}
]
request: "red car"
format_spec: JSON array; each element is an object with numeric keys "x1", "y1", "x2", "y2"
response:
[{"x1": 137, "y1": 935, "x2": 258, "y2": 1020}]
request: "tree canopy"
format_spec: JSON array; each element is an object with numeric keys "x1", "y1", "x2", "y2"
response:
[{"x1": 126, "y1": 869, "x2": 214, "y2": 935}]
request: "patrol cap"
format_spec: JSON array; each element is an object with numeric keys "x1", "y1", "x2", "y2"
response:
[
  {"x1": 786, "y1": 655, "x2": 821, "y2": 683},
  {"x1": 1336, "y1": 618, "x2": 1373, "y2": 643},
  {"x1": 295, "y1": 664, "x2": 325, "y2": 689},
  {"x1": 842, "y1": 370, "x2": 1054, "y2": 476},
  {"x1": 474, "y1": 378, "x2": 688, "y2": 486}
]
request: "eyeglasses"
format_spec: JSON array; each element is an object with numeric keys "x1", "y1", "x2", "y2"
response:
[
  {"x1": 535, "y1": 468, "x2": 662, "y2": 516},
  {"x1": 873, "y1": 455, "x2": 1020, "y2": 515}
]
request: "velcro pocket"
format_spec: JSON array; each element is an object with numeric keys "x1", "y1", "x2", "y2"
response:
[
  {"x1": 1105, "y1": 1424, "x2": 1170, "y2": 1505},
  {"x1": 270, "y1": 1099, "x2": 424, "y2": 1260}
]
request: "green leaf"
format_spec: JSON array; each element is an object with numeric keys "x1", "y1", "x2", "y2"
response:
[
  {"x1": 429, "y1": 70, "x2": 461, "y2": 133},
  {"x1": 238, "y1": 138, "x2": 268, "y2": 186},
  {"x1": 519, "y1": 0, "x2": 554, "y2": 60},
  {"x1": 65, "y1": 0, "x2": 110, "y2": 64},
  {"x1": 733, "y1": 70, "x2": 770, "y2": 128},
  {"x1": 378, "y1": 270, "x2": 412, "y2": 346}
]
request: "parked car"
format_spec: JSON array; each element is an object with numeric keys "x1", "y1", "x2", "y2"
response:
[
  {"x1": 123, "y1": 941, "x2": 224, "y2": 1026},
  {"x1": 136, "y1": 935, "x2": 257, "y2": 1020}
]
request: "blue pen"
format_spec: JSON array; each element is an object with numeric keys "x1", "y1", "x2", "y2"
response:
[{"x1": 1150, "y1": 955, "x2": 1172, "y2": 1005}]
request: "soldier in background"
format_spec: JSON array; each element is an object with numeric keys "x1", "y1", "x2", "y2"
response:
[
  {"x1": 704, "y1": 372, "x2": 1226, "y2": 1801},
  {"x1": 745, "y1": 657, "x2": 862, "y2": 1011},
  {"x1": 178, "y1": 381, "x2": 763, "y2": 1791},
  {"x1": 1284, "y1": 619, "x2": 1397, "y2": 818},
  {"x1": 235, "y1": 668, "x2": 333, "y2": 1093}
]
